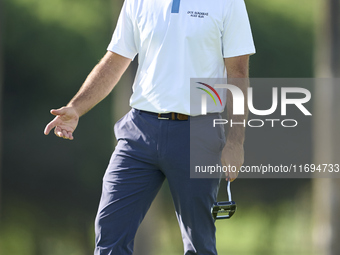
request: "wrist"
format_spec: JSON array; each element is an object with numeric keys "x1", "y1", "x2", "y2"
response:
[
  {"x1": 65, "y1": 104, "x2": 81, "y2": 118},
  {"x1": 225, "y1": 137, "x2": 244, "y2": 146},
  {"x1": 224, "y1": 140, "x2": 244, "y2": 150}
]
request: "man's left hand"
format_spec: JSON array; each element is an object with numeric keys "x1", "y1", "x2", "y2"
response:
[{"x1": 221, "y1": 142, "x2": 244, "y2": 182}]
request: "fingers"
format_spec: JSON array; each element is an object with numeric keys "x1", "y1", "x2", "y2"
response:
[
  {"x1": 44, "y1": 107, "x2": 76, "y2": 140},
  {"x1": 223, "y1": 159, "x2": 240, "y2": 182},
  {"x1": 44, "y1": 108, "x2": 65, "y2": 135},
  {"x1": 54, "y1": 126, "x2": 62, "y2": 137},
  {"x1": 68, "y1": 132, "x2": 74, "y2": 140},
  {"x1": 50, "y1": 107, "x2": 67, "y2": 116},
  {"x1": 227, "y1": 176, "x2": 237, "y2": 182},
  {"x1": 54, "y1": 126, "x2": 74, "y2": 140},
  {"x1": 221, "y1": 159, "x2": 239, "y2": 182},
  {"x1": 221, "y1": 144, "x2": 244, "y2": 182},
  {"x1": 226, "y1": 171, "x2": 239, "y2": 182},
  {"x1": 63, "y1": 130, "x2": 74, "y2": 140},
  {"x1": 44, "y1": 117, "x2": 59, "y2": 135}
]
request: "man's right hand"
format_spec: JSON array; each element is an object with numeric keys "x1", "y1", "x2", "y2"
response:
[{"x1": 44, "y1": 107, "x2": 79, "y2": 140}]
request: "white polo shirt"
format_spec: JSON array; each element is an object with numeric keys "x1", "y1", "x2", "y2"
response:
[{"x1": 108, "y1": 0, "x2": 256, "y2": 115}]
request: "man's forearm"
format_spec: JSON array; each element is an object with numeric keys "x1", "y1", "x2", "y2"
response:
[
  {"x1": 226, "y1": 77, "x2": 249, "y2": 145},
  {"x1": 224, "y1": 55, "x2": 250, "y2": 145},
  {"x1": 67, "y1": 51, "x2": 131, "y2": 117}
]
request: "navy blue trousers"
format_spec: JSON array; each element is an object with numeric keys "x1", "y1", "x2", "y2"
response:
[{"x1": 94, "y1": 109, "x2": 224, "y2": 255}]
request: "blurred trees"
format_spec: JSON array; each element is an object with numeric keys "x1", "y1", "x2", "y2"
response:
[
  {"x1": 313, "y1": 0, "x2": 340, "y2": 254},
  {"x1": 0, "y1": 0, "x2": 3, "y2": 217},
  {"x1": 1, "y1": 0, "x2": 117, "y2": 254}
]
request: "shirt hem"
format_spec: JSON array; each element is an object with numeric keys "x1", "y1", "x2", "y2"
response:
[
  {"x1": 223, "y1": 48, "x2": 256, "y2": 59},
  {"x1": 107, "y1": 46, "x2": 137, "y2": 60}
]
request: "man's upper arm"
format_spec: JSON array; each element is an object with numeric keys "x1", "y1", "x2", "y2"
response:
[
  {"x1": 222, "y1": 0, "x2": 255, "y2": 59},
  {"x1": 107, "y1": 0, "x2": 138, "y2": 60},
  {"x1": 224, "y1": 55, "x2": 250, "y2": 78}
]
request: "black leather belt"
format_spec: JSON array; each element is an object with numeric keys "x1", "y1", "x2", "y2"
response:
[{"x1": 139, "y1": 110, "x2": 189, "y2": 120}]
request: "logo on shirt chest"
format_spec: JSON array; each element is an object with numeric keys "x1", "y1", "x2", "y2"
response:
[{"x1": 187, "y1": 11, "x2": 209, "y2": 18}]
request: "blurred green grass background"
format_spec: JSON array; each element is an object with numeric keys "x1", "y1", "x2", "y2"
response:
[{"x1": 0, "y1": 0, "x2": 317, "y2": 254}]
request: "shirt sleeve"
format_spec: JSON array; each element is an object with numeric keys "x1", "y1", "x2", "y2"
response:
[
  {"x1": 222, "y1": 0, "x2": 256, "y2": 58},
  {"x1": 107, "y1": 0, "x2": 138, "y2": 60}
]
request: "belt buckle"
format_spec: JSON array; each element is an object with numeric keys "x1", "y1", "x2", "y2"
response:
[{"x1": 158, "y1": 113, "x2": 169, "y2": 120}]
